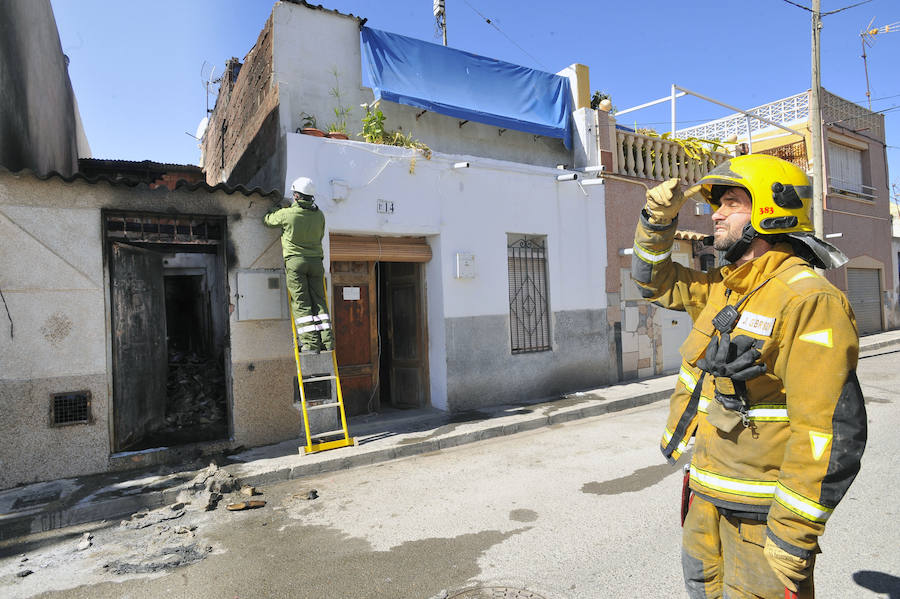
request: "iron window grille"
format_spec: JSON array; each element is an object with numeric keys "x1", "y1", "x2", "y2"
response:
[
  {"x1": 507, "y1": 235, "x2": 551, "y2": 353},
  {"x1": 50, "y1": 391, "x2": 92, "y2": 426},
  {"x1": 105, "y1": 213, "x2": 223, "y2": 244},
  {"x1": 757, "y1": 140, "x2": 808, "y2": 171}
]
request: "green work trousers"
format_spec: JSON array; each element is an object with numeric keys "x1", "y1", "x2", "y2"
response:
[
  {"x1": 284, "y1": 256, "x2": 334, "y2": 351},
  {"x1": 682, "y1": 495, "x2": 815, "y2": 598}
]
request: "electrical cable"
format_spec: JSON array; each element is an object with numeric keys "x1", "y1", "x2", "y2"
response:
[
  {"x1": 367, "y1": 237, "x2": 383, "y2": 414},
  {"x1": 0, "y1": 286, "x2": 12, "y2": 338},
  {"x1": 778, "y1": 0, "x2": 873, "y2": 15},
  {"x1": 826, "y1": 104, "x2": 900, "y2": 126},
  {"x1": 822, "y1": 0, "x2": 873, "y2": 16},
  {"x1": 460, "y1": 0, "x2": 547, "y2": 70}
]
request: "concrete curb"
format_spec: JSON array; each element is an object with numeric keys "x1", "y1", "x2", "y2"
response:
[{"x1": 0, "y1": 386, "x2": 672, "y2": 541}]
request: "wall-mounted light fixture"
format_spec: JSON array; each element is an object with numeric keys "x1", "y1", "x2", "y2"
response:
[
  {"x1": 825, "y1": 232, "x2": 843, "y2": 239},
  {"x1": 453, "y1": 162, "x2": 470, "y2": 169},
  {"x1": 618, "y1": 248, "x2": 634, "y2": 256},
  {"x1": 556, "y1": 173, "x2": 578, "y2": 182}
]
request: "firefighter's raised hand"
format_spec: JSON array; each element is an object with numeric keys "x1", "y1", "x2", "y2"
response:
[{"x1": 644, "y1": 178, "x2": 688, "y2": 225}]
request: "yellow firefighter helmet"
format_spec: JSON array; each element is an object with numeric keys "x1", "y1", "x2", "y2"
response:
[{"x1": 690, "y1": 154, "x2": 813, "y2": 235}]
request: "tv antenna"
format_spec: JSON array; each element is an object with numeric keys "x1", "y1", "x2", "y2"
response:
[
  {"x1": 433, "y1": 0, "x2": 447, "y2": 45},
  {"x1": 860, "y1": 18, "x2": 898, "y2": 110},
  {"x1": 200, "y1": 61, "x2": 222, "y2": 115}
]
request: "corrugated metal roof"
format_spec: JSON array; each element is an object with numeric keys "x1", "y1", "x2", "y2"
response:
[
  {"x1": 0, "y1": 165, "x2": 281, "y2": 198},
  {"x1": 79, "y1": 158, "x2": 203, "y2": 173}
]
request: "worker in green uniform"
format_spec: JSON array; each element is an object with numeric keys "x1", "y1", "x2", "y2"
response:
[{"x1": 264, "y1": 176, "x2": 334, "y2": 353}]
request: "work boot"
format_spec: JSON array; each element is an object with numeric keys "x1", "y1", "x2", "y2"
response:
[{"x1": 299, "y1": 345, "x2": 319, "y2": 355}]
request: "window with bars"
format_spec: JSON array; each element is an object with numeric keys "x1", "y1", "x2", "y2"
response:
[{"x1": 507, "y1": 234, "x2": 551, "y2": 353}]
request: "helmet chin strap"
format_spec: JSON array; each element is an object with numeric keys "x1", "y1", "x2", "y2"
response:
[{"x1": 722, "y1": 223, "x2": 758, "y2": 264}]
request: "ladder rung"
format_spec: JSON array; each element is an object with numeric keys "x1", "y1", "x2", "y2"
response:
[
  {"x1": 303, "y1": 374, "x2": 337, "y2": 383},
  {"x1": 305, "y1": 401, "x2": 338, "y2": 411},
  {"x1": 310, "y1": 428, "x2": 345, "y2": 438}
]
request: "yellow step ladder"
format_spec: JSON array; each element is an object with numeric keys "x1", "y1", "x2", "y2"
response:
[{"x1": 288, "y1": 285, "x2": 355, "y2": 455}]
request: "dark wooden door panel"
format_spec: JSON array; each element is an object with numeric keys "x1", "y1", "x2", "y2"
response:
[
  {"x1": 334, "y1": 284, "x2": 371, "y2": 367},
  {"x1": 331, "y1": 261, "x2": 378, "y2": 413},
  {"x1": 385, "y1": 263, "x2": 427, "y2": 409},
  {"x1": 111, "y1": 242, "x2": 167, "y2": 450}
]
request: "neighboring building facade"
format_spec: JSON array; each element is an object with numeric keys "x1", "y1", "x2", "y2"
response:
[
  {"x1": 0, "y1": 0, "x2": 90, "y2": 176},
  {"x1": 677, "y1": 90, "x2": 899, "y2": 333},
  {"x1": 200, "y1": 0, "x2": 614, "y2": 416}
]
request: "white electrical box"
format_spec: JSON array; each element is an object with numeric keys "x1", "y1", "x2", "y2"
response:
[
  {"x1": 236, "y1": 269, "x2": 289, "y2": 321},
  {"x1": 343, "y1": 286, "x2": 361, "y2": 301},
  {"x1": 456, "y1": 252, "x2": 476, "y2": 279},
  {"x1": 331, "y1": 179, "x2": 349, "y2": 202}
]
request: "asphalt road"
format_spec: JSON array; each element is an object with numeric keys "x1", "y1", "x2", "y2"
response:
[{"x1": 1, "y1": 348, "x2": 898, "y2": 599}]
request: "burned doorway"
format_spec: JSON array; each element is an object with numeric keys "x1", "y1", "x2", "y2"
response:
[{"x1": 106, "y1": 212, "x2": 230, "y2": 452}]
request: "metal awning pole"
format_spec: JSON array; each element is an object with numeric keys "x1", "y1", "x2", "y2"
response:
[
  {"x1": 745, "y1": 115, "x2": 753, "y2": 153},
  {"x1": 616, "y1": 92, "x2": 687, "y2": 117},
  {"x1": 673, "y1": 85, "x2": 804, "y2": 138},
  {"x1": 671, "y1": 84, "x2": 677, "y2": 135}
]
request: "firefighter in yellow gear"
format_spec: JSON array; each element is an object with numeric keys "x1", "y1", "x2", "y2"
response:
[{"x1": 632, "y1": 155, "x2": 867, "y2": 598}]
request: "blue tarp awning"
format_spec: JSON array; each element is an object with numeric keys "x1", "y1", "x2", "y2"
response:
[{"x1": 360, "y1": 27, "x2": 573, "y2": 149}]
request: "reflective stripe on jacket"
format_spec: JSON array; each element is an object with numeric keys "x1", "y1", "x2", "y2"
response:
[{"x1": 632, "y1": 210, "x2": 867, "y2": 558}]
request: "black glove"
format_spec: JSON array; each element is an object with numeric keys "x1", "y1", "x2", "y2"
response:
[
  {"x1": 697, "y1": 333, "x2": 766, "y2": 431},
  {"x1": 696, "y1": 332, "x2": 766, "y2": 381}
]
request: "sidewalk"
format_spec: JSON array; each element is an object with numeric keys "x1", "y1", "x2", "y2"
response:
[{"x1": 2, "y1": 329, "x2": 898, "y2": 542}]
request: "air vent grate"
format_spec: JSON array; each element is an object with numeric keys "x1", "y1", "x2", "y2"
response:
[{"x1": 51, "y1": 391, "x2": 92, "y2": 426}]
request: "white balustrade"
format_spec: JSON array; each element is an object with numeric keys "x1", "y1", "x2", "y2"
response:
[{"x1": 613, "y1": 129, "x2": 730, "y2": 184}]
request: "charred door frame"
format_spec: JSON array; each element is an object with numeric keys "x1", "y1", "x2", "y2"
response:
[{"x1": 102, "y1": 210, "x2": 232, "y2": 453}]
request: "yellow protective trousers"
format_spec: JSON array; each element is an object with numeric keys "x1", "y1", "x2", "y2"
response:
[{"x1": 682, "y1": 495, "x2": 815, "y2": 599}]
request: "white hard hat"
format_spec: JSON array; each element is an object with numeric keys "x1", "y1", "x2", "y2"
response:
[{"x1": 290, "y1": 177, "x2": 316, "y2": 197}]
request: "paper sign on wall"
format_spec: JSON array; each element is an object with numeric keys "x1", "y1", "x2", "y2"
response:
[{"x1": 343, "y1": 286, "x2": 361, "y2": 301}]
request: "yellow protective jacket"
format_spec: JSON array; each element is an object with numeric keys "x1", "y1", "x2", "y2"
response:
[{"x1": 632, "y1": 211, "x2": 867, "y2": 559}]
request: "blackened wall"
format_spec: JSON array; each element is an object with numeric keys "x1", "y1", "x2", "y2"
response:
[{"x1": 0, "y1": 0, "x2": 79, "y2": 176}]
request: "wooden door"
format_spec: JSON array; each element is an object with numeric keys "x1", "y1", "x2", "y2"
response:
[
  {"x1": 110, "y1": 242, "x2": 167, "y2": 451},
  {"x1": 331, "y1": 261, "x2": 378, "y2": 415},
  {"x1": 384, "y1": 263, "x2": 428, "y2": 408}
]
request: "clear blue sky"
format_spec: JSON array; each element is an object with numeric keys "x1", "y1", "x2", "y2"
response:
[{"x1": 50, "y1": 0, "x2": 899, "y2": 198}]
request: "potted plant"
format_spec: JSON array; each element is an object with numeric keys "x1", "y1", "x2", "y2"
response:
[
  {"x1": 326, "y1": 68, "x2": 351, "y2": 140},
  {"x1": 360, "y1": 101, "x2": 431, "y2": 159},
  {"x1": 297, "y1": 112, "x2": 325, "y2": 137}
]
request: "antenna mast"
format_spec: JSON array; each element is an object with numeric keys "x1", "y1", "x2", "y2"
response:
[
  {"x1": 434, "y1": 0, "x2": 447, "y2": 45},
  {"x1": 860, "y1": 19, "x2": 898, "y2": 110}
]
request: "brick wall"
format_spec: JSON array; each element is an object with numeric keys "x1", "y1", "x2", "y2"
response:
[
  {"x1": 149, "y1": 170, "x2": 206, "y2": 191},
  {"x1": 202, "y1": 15, "x2": 280, "y2": 188}
]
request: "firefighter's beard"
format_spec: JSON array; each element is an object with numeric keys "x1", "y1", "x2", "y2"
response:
[{"x1": 713, "y1": 226, "x2": 743, "y2": 251}]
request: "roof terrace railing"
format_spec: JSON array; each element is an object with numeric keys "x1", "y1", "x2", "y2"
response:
[{"x1": 614, "y1": 129, "x2": 730, "y2": 185}]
